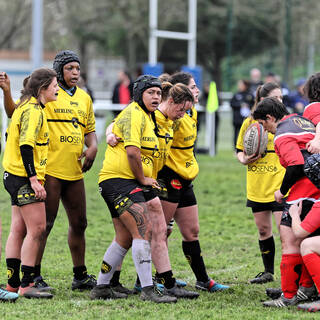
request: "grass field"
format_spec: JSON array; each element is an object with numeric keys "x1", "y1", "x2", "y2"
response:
[{"x1": 0, "y1": 112, "x2": 317, "y2": 319}]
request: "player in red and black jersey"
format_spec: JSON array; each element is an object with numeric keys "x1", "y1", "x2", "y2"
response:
[
  {"x1": 253, "y1": 97, "x2": 320, "y2": 307},
  {"x1": 285, "y1": 72, "x2": 320, "y2": 312}
]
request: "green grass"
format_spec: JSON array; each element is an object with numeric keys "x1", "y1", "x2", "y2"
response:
[{"x1": 0, "y1": 114, "x2": 316, "y2": 319}]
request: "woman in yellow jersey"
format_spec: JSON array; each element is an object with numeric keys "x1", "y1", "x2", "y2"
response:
[
  {"x1": 104, "y1": 80, "x2": 199, "y2": 299},
  {"x1": 236, "y1": 82, "x2": 285, "y2": 284},
  {"x1": 158, "y1": 72, "x2": 229, "y2": 292},
  {"x1": 136, "y1": 81, "x2": 199, "y2": 298},
  {"x1": 91, "y1": 75, "x2": 176, "y2": 303},
  {"x1": 1, "y1": 51, "x2": 98, "y2": 292},
  {"x1": 2, "y1": 68, "x2": 58, "y2": 299}
]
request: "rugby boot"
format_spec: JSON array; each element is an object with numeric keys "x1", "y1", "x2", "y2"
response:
[
  {"x1": 140, "y1": 285, "x2": 177, "y2": 303},
  {"x1": 296, "y1": 285, "x2": 318, "y2": 302},
  {"x1": 0, "y1": 288, "x2": 19, "y2": 302},
  {"x1": 18, "y1": 284, "x2": 53, "y2": 299},
  {"x1": 175, "y1": 279, "x2": 187, "y2": 287},
  {"x1": 263, "y1": 294, "x2": 298, "y2": 307},
  {"x1": 266, "y1": 287, "x2": 282, "y2": 300},
  {"x1": 133, "y1": 281, "x2": 164, "y2": 294},
  {"x1": 72, "y1": 274, "x2": 97, "y2": 291},
  {"x1": 90, "y1": 284, "x2": 127, "y2": 300},
  {"x1": 266, "y1": 285, "x2": 317, "y2": 302},
  {"x1": 166, "y1": 283, "x2": 199, "y2": 299},
  {"x1": 249, "y1": 272, "x2": 274, "y2": 284},
  {"x1": 195, "y1": 279, "x2": 230, "y2": 292},
  {"x1": 5, "y1": 284, "x2": 19, "y2": 293},
  {"x1": 111, "y1": 282, "x2": 134, "y2": 295},
  {"x1": 298, "y1": 299, "x2": 320, "y2": 312},
  {"x1": 153, "y1": 274, "x2": 187, "y2": 288},
  {"x1": 34, "y1": 276, "x2": 54, "y2": 292}
]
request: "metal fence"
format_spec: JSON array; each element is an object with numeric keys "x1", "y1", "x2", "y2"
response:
[{"x1": 1, "y1": 92, "x2": 232, "y2": 157}]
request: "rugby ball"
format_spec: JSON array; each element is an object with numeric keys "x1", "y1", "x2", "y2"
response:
[{"x1": 243, "y1": 123, "x2": 268, "y2": 156}]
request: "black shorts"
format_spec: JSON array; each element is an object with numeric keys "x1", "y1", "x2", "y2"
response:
[
  {"x1": 280, "y1": 200, "x2": 320, "y2": 237},
  {"x1": 3, "y1": 171, "x2": 43, "y2": 206},
  {"x1": 99, "y1": 178, "x2": 156, "y2": 218},
  {"x1": 157, "y1": 166, "x2": 197, "y2": 208},
  {"x1": 247, "y1": 199, "x2": 285, "y2": 214}
]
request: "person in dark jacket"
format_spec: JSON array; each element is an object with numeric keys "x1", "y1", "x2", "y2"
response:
[{"x1": 230, "y1": 79, "x2": 254, "y2": 149}]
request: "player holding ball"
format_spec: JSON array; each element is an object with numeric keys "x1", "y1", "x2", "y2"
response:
[{"x1": 236, "y1": 82, "x2": 286, "y2": 284}]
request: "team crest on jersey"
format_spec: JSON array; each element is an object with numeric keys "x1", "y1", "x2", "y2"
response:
[
  {"x1": 165, "y1": 133, "x2": 171, "y2": 144},
  {"x1": 170, "y1": 179, "x2": 182, "y2": 190},
  {"x1": 293, "y1": 117, "x2": 315, "y2": 131},
  {"x1": 71, "y1": 117, "x2": 79, "y2": 128},
  {"x1": 101, "y1": 261, "x2": 112, "y2": 273}
]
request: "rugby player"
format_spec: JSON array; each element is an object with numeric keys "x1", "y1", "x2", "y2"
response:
[{"x1": 253, "y1": 97, "x2": 319, "y2": 307}]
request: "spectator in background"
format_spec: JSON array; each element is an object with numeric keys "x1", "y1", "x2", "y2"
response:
[
  {"x1": 78, "y1": 72, "x2": 95, "y2": 102},
  {"x1": 249, "y1": 68, "x2": 263, "y2": 96},
  {"x1": 230, "y1": 79, "x2": 254, "y2": 149},
  {"x1": 288, "y1": 78, "x2": 308, "y2": 115},
  {"x1": 111, "y1": 70, "x2": 133, "y2": 117},
  {"x1": 264, "y1": 72, "x2": 291, "y2": 107},
  {"x1": 112, "y1": 70, "x2": 133, "y2": 105}
]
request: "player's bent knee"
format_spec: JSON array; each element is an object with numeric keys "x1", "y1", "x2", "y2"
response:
[{"x1": 300, "y1": 238, "x2": 315, "y2": 255}]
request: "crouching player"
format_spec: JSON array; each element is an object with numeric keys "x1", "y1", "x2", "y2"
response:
[{"x1": 252, "y1": 97, "x2": 319, "y2": 307}]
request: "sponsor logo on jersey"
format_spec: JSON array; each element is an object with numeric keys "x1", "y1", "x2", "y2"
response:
[
  {"x1": 186, "y1": 160, "x2": 194, "y2": 168},
  {"x1": 70, "y1": 101, "x2": 79, "y2": 107},
  {"x1": 152, "y1": 149, "x2": 168, "y2": 159},
  {"x1": 40, "y1": 159, "x2": 47, "y2": 166},
  {"x1": 60, "y1": 135, "x2": 81, "y2": 144},
  {"x1": 248, "y1": 164, "x2": 278, "y2": 173},
  {"x1": 142, "y1": 136, "x2": 156, "y2": 142},
  {"x1": 77, "y1": 110, "x2": 87, "y2": 118},
  {"x1": 170, "y1": 179, "x2": 182, "y2": 190},
  {"x1": 54, "y1": 108, "x2": 73, "y2": 114},
  {"x1": 184, "y1": 135, "x2": 195, "y2": 142},
  {"x1": 293, "y1": 117, "x2": 315, "y2": 131}
]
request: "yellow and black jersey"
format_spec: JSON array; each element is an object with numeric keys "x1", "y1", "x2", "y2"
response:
[
  {"x1": 165, "y1": 106, "x2": 199, "y2": 180},
  {"x1": 99, "y1": 102, "x2": 159, "y2": 182},
  {"x1": 45, "y1": 86, "x2": 95, "y2": 180},
  {"x1": 152, "y1": 109, "x2": 174, "y2": 178},
  {"x1": 236, "y1": 117, "x2": 286, "y2": 203},
  {"x1": 3, "y1": 96, "x2": 49, "y2": 181}
]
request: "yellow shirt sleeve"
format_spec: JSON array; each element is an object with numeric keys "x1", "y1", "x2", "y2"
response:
[
  {"x1": 19, "y1": 104, "x2": 43, "y2": 148},
  {"x1": 115, "y1": 105, "x2": 145, "y2": 149}
]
